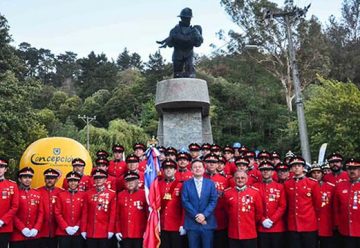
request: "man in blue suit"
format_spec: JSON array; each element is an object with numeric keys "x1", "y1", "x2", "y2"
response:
[{"x1": 181, "y1": 159, "x2": 218, "y2": 248}]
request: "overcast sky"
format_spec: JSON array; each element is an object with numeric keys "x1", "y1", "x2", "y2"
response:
[{"x1": 0, "y1": 0, "x2": 343, "y2": 62}]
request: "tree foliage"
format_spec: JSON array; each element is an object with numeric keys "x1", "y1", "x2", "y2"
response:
[
  {"x1": 79, "y1": 119, "x2": 149, "y2": 159},
  {"x1": 326, "y1": 0, "x2": 360, "y2": 85},
  {"x1": 0, "y1": 72, "x2": 47, "y2": 159},
  {"x1": 304, "y1": 77, "x2": 360, "y2": 158},
  {"x1": 219, "y1": 0, "x2": 330, "y2": 111}
]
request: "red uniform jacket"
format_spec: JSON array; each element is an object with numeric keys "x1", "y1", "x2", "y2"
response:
[
  {"x1": 334, "y1": 180, "x2": 360, "y2": 237},
  {"x1": 117, "y1": 170, "x2": 145, "y2": 191},
  {"x1": 323, "y1": 171, "x2": 349, "y2": 185},
  {"x1": 0, "y1": 179, "x2": 19, "y2": 233},
  {"x1": 37, "y1": 186, "x2": 63, "y2": 238},
  {"x1": 247, "y1": 168, "x2": 262, "y2": 186},
  {"x1": 284, "y1": 177, "x2": 321, "y2": 232},
  {"x1": 224, "y1": 186, "x2": 263, "y2": 240},
  {"x1": 82, "y1": 187, "x2": 116, "y2": 238},
  {"x1": 108, "y1": 160, "x2": 127, "y2": 178},
  {"x1": 175, "y1": 169, "x2": 193, "y2": 182},
  {"x1": 138, "y1": 159, "x2": 148, "y2": 172},
  {"x1": 159, "y1": 179, "x2": 184, "y2": 231},
  {"x1": 116, "y1": 189, "x2": 148, "y2": 238},
  {"x1": 225, "y1": 161, "x2": 236, "y2": 176},
  {"x1": 205, "y1": 173, "x2": 229, "y2": 230},
  {"x1": 253, "y1": 181, "x2": 287, "y2": 233},
  {"x1": 62, "y1": 175, "x2": 92, "y2": 192},
  {"x1": 55, "y1": 190, "x2": 86, "y2": 236},
  {"x1": 318, "y1": 181, "x2": 335, "y2": 237},
  {"x1": 11, "y1": 187, "x2": 44, "y2": 241}
]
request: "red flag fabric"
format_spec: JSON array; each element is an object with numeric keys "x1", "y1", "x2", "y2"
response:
[{"x1": 143, "y1": 147, "x2": 161, "y2": 248}]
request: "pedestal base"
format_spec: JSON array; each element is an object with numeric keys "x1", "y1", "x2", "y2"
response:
[{"x1": 155, "y1": 78, "x2": 213, "y2": 149}]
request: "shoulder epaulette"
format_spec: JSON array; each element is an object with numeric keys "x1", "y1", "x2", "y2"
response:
[
  {"x1": 326, "y1": 182, "x2": 335, "y2": 187},
  {"x1": 224, "y1": 187, "x2": 232, "y2": 192},
  {"x1": 108, "y1": 189, "x2": 115, "y2": 193},
  {"x1": 309, "y1": 177, "x2": 318, "y2": 182},
  {"x1": 8, "y1": 179, "x2": 16, "y2": 183},
  {"x1": 250, "y1": 186, "x2": 259, "y2": 191}
]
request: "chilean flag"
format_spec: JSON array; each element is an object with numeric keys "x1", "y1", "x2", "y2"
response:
[{"x1": 143, "y1": 146, "x2": 161, "y2": 248}]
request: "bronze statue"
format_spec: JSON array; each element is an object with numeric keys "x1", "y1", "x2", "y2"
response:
[{"x1": 157, "y1": 8, "x2": 203, "y2": 78}]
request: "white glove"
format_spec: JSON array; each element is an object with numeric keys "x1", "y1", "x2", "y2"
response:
[
  {"x1": 21, "y1": 227, "x2": 31, "y2": 237},
  {"x1": 0, "y1": 220, "x2": 4, "y2": 227},
  {"x1": 108, "y1": 232, "x2": 114, "y2": 239},
  {"x1": 179, "y1": 226, "x2": 186, "y2": 236},
  {"x1": 115, "y1": 232, "x2": 123, "y2": 241},
  {"x1": 81, "y1": 232, "x2": 87, "y2": 239},
  {"x1": 72, "y1": 225, "x2": 79, "y2": 233},
  {"x1": 262, "y1": 218, "x2": 273, "y2": 229},
  {"x1": 148, "y1": 206, "x2": 153, "y2": 212},
  {"x1": 29, "y1": 228, "x2": 38, "y2": 237},
  {"x1": 65, "y1": 226, "x2": 76, "y2": 235}
]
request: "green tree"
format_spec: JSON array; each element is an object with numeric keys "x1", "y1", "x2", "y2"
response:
[
  {"x1": 51, "y1": 118, "x2": 81, "y2": 140},
  {"x1": 48, "y1": 90, "x2": 68, "y2": 111},
  {"x1": 197, "y1": 69, "x2": 290, "y2": 152},
  {"x1": 16, "y1": 43, "x2": 56, "y2": 84},
  {"x1": 0, "y1": 72, "x2": 47, "y2": 160},
  {"x1": 77, "y1": 51, "x2": 118, "y2": 98},
  {"x1": 117, "y1": 48, "x2": 143, "y2": 71},
  {"x1": 17, "y1": 42, "x2": 40, "y2": 77},
  {"x1": 36, "y1": 108, "x2": 59, "y2": 132},
  {"x1": 325, "y1": 0, "x2": 360, "y2": 85},
  {"x1": 219, "y1": 0, "x2": 330, "y2": 111},
  {"x1": 54, "y1": 51, "x2": 80, "y2": 91},
  {"x1": 79, "y1": 119, "x2": 148, "y2": 158},
  {"x1": 143, "y1": 50, "x2": 172, "y2": 93},
  {"x1": 58, "y1": 95, "x2": 82, "y2": 122},
  {"x1": 130, "y1": 52, "x2": 143, "y2": 70},
  {"x1": 304, "y1": 77, "x2": 360, "y2": 158},
  {"x1": 0, "y1": 14, "x2": 24, "y2": 77},
  {"x1": 140, "y1": 98, "x2": 158, "y2": 136},
  {"x1": 117, "y1": 48, "x2": 132, "y2": 70},
  {"x1": 104, "y1": 70, "x2": 149, "y2": 123},
  {"x1": 80, "y1": 89, "x2": 111, "y2": 127}
]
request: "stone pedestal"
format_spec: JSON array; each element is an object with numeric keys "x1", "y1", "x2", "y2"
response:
[{"x1": 155, "y1": 78, "x2": 213, "y2": 149}]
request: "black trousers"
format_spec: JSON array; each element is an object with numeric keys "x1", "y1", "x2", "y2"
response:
[
  {"x1": 258, "y1": 232, "x2": 284, "y2": 248},
  {"x1": 10, "y1": 239, "x2": 41, "y2": 248},
  {"x1": 121, "y1": 238, "x2": 143, "y2": 248},
  {"x1": 214, "y1": 229, "x2": 228, "y2": 248},
  {"x1": 288, "y1": 231, "x2": 318, "y2": 248},
  {"x1": 160, "y1": 230, "x2": 182, "y2": 248},
  {"x1": 173, "y1": 53, "x2": 195, "y2": 78},
  {"x1": 178, "y1": 234, "x2": 189, "y2": 248},
  {"x1": 228, "y1": 238, "x2": 257, "y2": 248},
  {"x1": 38, "y1": 237, "x2": 58, "y2": 248},
  {"x1": 58, "y1": 235, "x2": 84, "y2": 248},
  {"x1": 343, "y1": 236, "x2": 360, "y2": 248},
  {"x1": 0, "y1": 233, "x2": 10, "y2": 248},
  {"x1": 333, "y1": 230, "x2": 344, "y2": 247},
  {"x1": 319, "y1": 236, "x2": 336, "y2": 248},
  {"x1": 87, "y1": 238, "x2": 109, "y2": 248}
]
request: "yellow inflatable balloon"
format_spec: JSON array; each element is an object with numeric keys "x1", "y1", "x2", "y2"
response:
[{"x1": 19, "y1": 137, "x2": 92, "y2": 188}]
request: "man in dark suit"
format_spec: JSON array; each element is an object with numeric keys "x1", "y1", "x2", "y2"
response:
[{"x1": 181, "y1": 159, "x2": 218, "y2": 248}]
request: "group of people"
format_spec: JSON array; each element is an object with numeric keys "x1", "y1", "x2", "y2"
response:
[{"x1": 0, "y1": 142, "x2": 359, "y2": 248}]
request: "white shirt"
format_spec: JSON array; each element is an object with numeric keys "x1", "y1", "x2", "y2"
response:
[{"x1": 194, "y1": 177, "x2": 203, "y2": 198}]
